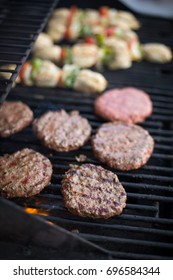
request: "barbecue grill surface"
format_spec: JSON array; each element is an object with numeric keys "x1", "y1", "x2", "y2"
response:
[{"x1": 0, "y1": 0, "x2": 173, "y2": 259}]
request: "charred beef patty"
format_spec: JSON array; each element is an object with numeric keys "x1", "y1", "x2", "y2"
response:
[
  {"x1": 61, "y1": 164, "x2": 127, "y2": 219},
  {"x1": 33, "y1": 109, "x2": 92, "y2": 152},
  {"x1": 0, "y1": 148, "x2": 52, "y2": 198},
  {"x1": 0, "y1": 101, "x2": 33, "y2": 137},
  {"x1": 94, "y1": 87, "x2": 152, "y2": 123},
  {"x1": 92, "y1": 122, "x2": 154, "y2": 170}
]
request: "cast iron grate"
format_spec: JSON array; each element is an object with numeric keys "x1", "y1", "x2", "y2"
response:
[
  {"x1": 0, "y1": 0, "x2": 59, "y2": 103},
  {"x1": 0, "y1": 0, "x2": 173, "y2": 259},
  {"x1": 1, "y1": 79, "x2": 173, "y2": 259}
]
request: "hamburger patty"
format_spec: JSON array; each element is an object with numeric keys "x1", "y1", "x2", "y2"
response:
[
  {"x1": 94, "y1": 87, "x2": 152, "y2": 123},
  {"x1": 0, "y1": 101, "x2": 33, "y2": 137},
  {"x1": 0, "y1": 148, "x2": 52, "y2": 198},
  {"x1": 61, "y1": 164, "x2": 127, "y2": 219},
  {"x1": 33, "y1": 109, "x2": 92, "y2": 152},
  {"x1": 92, "y1": 122, "x2": 154, "y2": 170}
]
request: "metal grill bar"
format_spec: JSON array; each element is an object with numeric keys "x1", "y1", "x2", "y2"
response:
[
  {"x1": 117, "y1": 215, "x2": 173, "y2": 225},
  {"x1": 0, "y1": 36, "x2": 34, "y2": 41},
  {"x1": 42, "y1": 216, "x2": 173, "y2": 237},
  {"x1": 1, "y1": 18, "x2": 44, "y2": 23},
  {"x1": 81, "y1": 234, "x2": 173, "y2": 250}
]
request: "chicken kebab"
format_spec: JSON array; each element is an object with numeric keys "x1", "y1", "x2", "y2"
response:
[{"x1": 16, "y1": 59, "x2": 107, "y2": 94}]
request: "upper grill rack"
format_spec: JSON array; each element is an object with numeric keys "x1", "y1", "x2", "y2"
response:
[{"x1": 0, "y1": 0, "x2": 58, "y2": 103}]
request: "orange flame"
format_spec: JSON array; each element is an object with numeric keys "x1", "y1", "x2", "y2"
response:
[{"x1": 24, "y1": 207, "x2": 49, "y2": 216}]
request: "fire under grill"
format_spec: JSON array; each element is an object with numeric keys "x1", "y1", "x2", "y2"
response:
[{"x1": 0, "y1": 0, "x2": 173, "y2": 259}]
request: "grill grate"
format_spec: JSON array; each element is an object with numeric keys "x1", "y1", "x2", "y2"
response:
[
  {"x1": 1, "y1": 81, "x2": 173, "y2": 259},
  {"x1": 0, "y1": 0, "x2": 173, "y2": 259},
  {"x1": 0, "y1": 0, "x2": 59, "y2": 103}
]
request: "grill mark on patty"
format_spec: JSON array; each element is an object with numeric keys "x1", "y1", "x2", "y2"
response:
[
  {"x1": 0, "y1": 148, "x2": 52, "y2": 198},
  {"x1": 37, "y1": 112, "x2": 67, "y2": 140},
  {"x1": 61, "y1": 163, "x2": 127, "y2": 219},
  {"x1": 33, "y1": 109, "x2": 92, "y2": 152}
]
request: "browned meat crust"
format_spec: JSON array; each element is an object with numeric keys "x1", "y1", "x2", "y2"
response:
[
  {"x1": 0, "y1": 148, "x2": 52, "y2": 198},
  {"x1": 33, "y1": 109, "x2": 92, "y2": 152},
  {"x1": 61, "y1": 163, "x2": 127, "y2": 219},
  {"x1": 94, "y1": 87, "x2": 152, "y2": 123},
  {"x1": 92, "y1": 122, "x2": 154, "y2": 170},
  {"x1": 0, "y1": 101, "x2": 33, "y2": 137}
]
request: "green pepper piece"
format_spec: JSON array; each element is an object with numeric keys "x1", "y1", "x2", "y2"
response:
[
  {"x1": 96, "y1": 33, "x2": 105, "y2": 47},
  {"x1": 31, "y1": 58, "x2": 43, "y2": 70},
  {"x1": 31, "y1": 58, "x2": 43, "y2": 77},
  {"x1": 102, "y1": 46, "x2": 114, "y2": 66},
  {"x1": 65, "y1": 67, "x2": 80, "y2": 88},
  {"x1": 138, "y1": 44, "x2": 144, "y2": 59},
  {"x1": 64, "y1": 47, "x2": 73, "y2": 64}
]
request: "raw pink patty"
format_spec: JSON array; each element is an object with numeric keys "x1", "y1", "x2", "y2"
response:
[{"x1": 94, "y1": 87, "x2": 153, "y2": 123}]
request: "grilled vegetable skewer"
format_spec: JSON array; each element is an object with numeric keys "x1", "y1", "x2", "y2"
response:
[
  {"x1": 46, "y1": 6, "x2": 140, "y2": 43},
  {"x1": 32, "y1": 33, "x2": 135, "y2": 70},
  {"x1": 18, "y1": 59, "x2": 107, "y2": 94}
]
